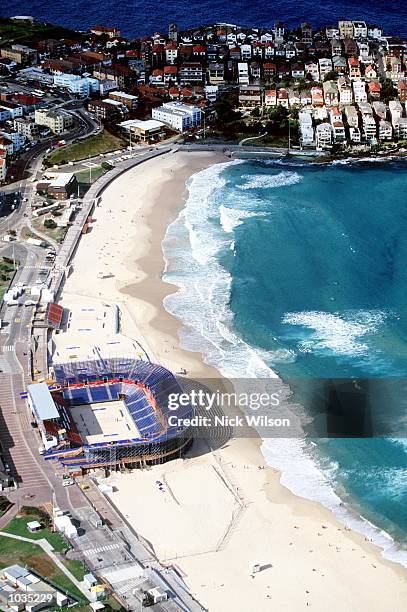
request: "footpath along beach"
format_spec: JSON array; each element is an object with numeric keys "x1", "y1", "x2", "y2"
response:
[{"x1": 55, "y1": 149, "x2": 407, "y2": 611}]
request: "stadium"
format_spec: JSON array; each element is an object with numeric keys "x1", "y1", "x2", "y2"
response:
[{"x1": 26, "y1": 358, "x2": 194, "y2": 471}]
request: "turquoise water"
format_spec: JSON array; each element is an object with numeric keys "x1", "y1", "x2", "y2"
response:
[{"x1": 163, "y1": 157, "x2": 407, "y2": 564}]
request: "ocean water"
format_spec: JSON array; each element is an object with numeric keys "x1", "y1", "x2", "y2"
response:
[
  {"x1": 163, "y1": 158, "x2": 407, "y2": 566},
  {"x1": 2, "y1": 0, "x2": 407, "y2": 39}
]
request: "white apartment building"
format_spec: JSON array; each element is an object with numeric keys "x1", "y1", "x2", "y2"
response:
[
  {"x1": 304, "y1": 61, "x2": 319, "y2": 81},
  {"x1": 152, "y1": 102, "x2": 202, "y2": 132},
  {"x1": 99, "y1": 79, "x2": 118, "y2": 95},
  {"x1": 316, "y1": 123, "x2": 333, "y2": 148},
  {"x1": 53, "y1": 73, "x2": 100, "y2": 97},
  {"x1": 352, "y1": 80, "x2": 367, "y2": 103},
  {"x1": 34, "y1": 108, "x2": 73, "y2": 134},
  {"x1": 362, "y1": 115, "x2": 377, "y2": 139},
  {"x1": 389, "y1": 100, "x2": 403, "y2": 128},
  {"x1": 0, "y1": 104, "x2": 23, "y2": 120},
  {"x1": 299, "y1": 111, "x2": 314, "y2": 146},
  {"x1": 240, "y1": 44, "x2": 252, "y2": 60},
  {"x1": 0, "y1": 159, "x2": 6, "y2": 183},
  {"x1": 318, "y1": 58, "x2": 333, "y2": 79},
  {"x1": 349, "y1": 127, "x2": 361, "y2": 143},
  {"x1": 237, "y1": 62, "x2": 249, "y2": 84},
  {"x1": 398, "y1": 117, "x2": 407, "y2": 139},
  {"x1": 379, "y1": 120, "x2": 393, "y2": 140},
  {"x1": 353, "y1": 21, "x2": 368, "y2": 38},
  {"x1": 13, "y1": 118, "x2": 39, "y2": 141},
  {"x1": 0, "y1": 130, "x2": 25, "y2": 152}
]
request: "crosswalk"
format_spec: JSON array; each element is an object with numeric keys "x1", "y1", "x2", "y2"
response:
[
  {"x1": 85, "y1": 542, "x2": 122, "y2": 555},
  {"x1": 2, "y1": 345, "x2": 15, "y2": 352}
]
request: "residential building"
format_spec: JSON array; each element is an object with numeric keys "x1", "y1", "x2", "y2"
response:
[
  {"x1": 331, "y1": 121, "x2": 346, "y2": 143},
  {"x1": 165, "y1": 42, "x2": 178, "y2": 64},
  {"x1": 0, "y1": 158, "x2": 6, "y2": 184},
  {"x1": 239, "y1": 85, "x2": 263, "y2": 108},
  {"x1": 291, "y1": 62, "x2": 305, "y2": 79},
  {"x1": 311, "y1": 86, "x2": 324, "y2": 107},
  {"x1": 362, "y1": 115, "x2": 377, "y2": 139},
  {"x1": 331, "y1": 39, "x2": 342, "y2": 56},
  {"x1": 353, "y1": 80, "x2": 367, "y2": 103},
  {"x1": 34, "y1": 108, "x2": 73, "y2": 134},
  {"x1": 240, "y1": 44, "x2": 252, "y2": 60},
  {"x1": 299, "y1": 111, "x2": 314, "y2": 145},
  {"x1": 263, "y1": 62, "x2": 276, "y2": 81},
  {"x1": 237, "y1": 62, "x2": 250, "y2": 85},
  {"x1": 273, "y1": 21, "x2": 285, "y2": 43},
  {"x1": 99, "y1": 79, "x2": 118, "y2": 95},
  {"x1": 373, "y1": 101, "x2": 388, "y2": 120},
  {"x1": 353, "y1": 21, "x2": 368, "y2": 38},
  {"x1": 323, "y1": 81, "x2": 339, "y2": 105},
  {"x1": 109, "y1": 90, "x2": 138, "y2": 110},
  {"x1": 0, "y1": 130, "x2": 25, "y2": 152},
  {"x1": 368, "y1": 81, "x2": 381, "y2": 99},
  {"x1": 398, "y1": 80, "x2": 407, "y2": 103},
  {"x1": 349, "y1": 126, "x2": 361, "y2": 142},
  {"x1": 179, "y1": 63, "x2": 204, "y2": 85},
  {"x1": 208, "y1": 63, "x2": 225, "y2": 84},
  {"x1": 13, "y1": 118, "x2": 39, "y2": 141},
  {"x1": 53, "y1": 73, "x2": 100, "y2": 97},
  {"x1": 304, "y1": 60, "x2": 319, "y2": 81},
  {"x1": 344, "y1": 105, "x2": 359, "y2": 128},
  {"x1": 318, "y1": 58, "x2": 333, "y2": 79},
  {"x1": 389, "y1": 100, "x2": 403, "y2": 134},
  {"x1": 0, "y1": 44, "x2": 37, "y2": 65},
  {"x1": 277, "y1": 88, "x2": 289, "y2": 108},
  {"x1": 265, "y1": 90, "x2": 277, "y2": 106},
  {"x1": 332, "y1": 55, "x2": 347, "y2": 74},
  {"x1": 365, "y1": 64, "x2": 377, "y2": 80},
  {"x1": 88, "y1": 99, "x2": 125, "y2": 120},
  {"x1": 348, "y1": 57, "x2": 361, "y2": 79},
  {"x1": 379, "y1": 119, "x2": 393, "y2": 140},
  {"x1": 398, "y1": 117, "x2": 407, "y2": 139},
  {"x1": 316, "y1": 122, "x2": 333, "y2": 148},
  {"x1": 338, "y1": 21, "x2": 354, "y2": 39},
  {"x1": 152, "y1": 101, "x2": 202, "y2": 131},
  {"x1": 338, "y1": 76, "x2": 353, "y2": 104},
  {"x1": 0, "y1": 102, "x2": 23, "y2": 120}
]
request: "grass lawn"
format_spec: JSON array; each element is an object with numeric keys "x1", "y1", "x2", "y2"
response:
[
  {"x1": 32, "y1": 216, "x2": 67, "y2": 244},
  {"x1": 2, "y1": 516, "x2": 68, "y2": 551},
  {"x1": 0, "y1": 535, "x2": 85, "y2": 602},
  {"x1": 0, "y1": 18, "x2": 78, "y2": 47},
  {"x1": 47, "y1": 131, "x2": 126, "y2": 165},
  {"x1": 0, "y1": 257, "x2": 17, "y2": 304},
  {"x1": 75, "y1": 165, "x2": 105, "y2": 186}
]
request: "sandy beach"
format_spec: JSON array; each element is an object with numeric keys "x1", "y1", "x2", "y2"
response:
[{"x1": 54, "y1": 150, "x2": 407, "y2": 611}]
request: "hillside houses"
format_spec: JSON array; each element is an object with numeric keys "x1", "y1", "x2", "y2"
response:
[{"x1": 1, "y1": 17, "x2": 407, "y2": 157}]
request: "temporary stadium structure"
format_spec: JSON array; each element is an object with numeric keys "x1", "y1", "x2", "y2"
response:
[{"x1": 27, "y1": 358, "x2": 194, "y2": 471}]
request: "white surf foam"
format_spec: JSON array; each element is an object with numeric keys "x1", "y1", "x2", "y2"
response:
[
  {"x1": 219, "y1": 205, "x2": 267, "y2": 233},
  {"x1": 282, "y1": 310, "x2": 388, "y2": 357},
  {"x1": 239, "y1": 170, "x2": 302, "y2": 190}
]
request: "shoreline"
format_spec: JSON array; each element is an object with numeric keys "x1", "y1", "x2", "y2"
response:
[{"x1": 54, "y1": 150, "x2": 407, "y2": 611}]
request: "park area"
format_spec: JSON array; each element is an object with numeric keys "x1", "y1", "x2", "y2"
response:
[
  {"x1": 0, "y1": 507, "x2": 86, "y2": 602},
  {"x1": 46, "y1": 130, "x2": 126, "y2": 166}
]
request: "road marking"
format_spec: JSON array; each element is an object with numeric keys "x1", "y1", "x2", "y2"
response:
[{"x1": 2, "y1": 345, "x2": 15, "y2": 352}]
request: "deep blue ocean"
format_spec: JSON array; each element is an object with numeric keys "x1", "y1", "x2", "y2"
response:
[
  {"x1": 1, "y1": 0, "x2": 407, "y2": 39},
  {"x1": 163, "y1": 158, "x2": 407, "y2": 566}
]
